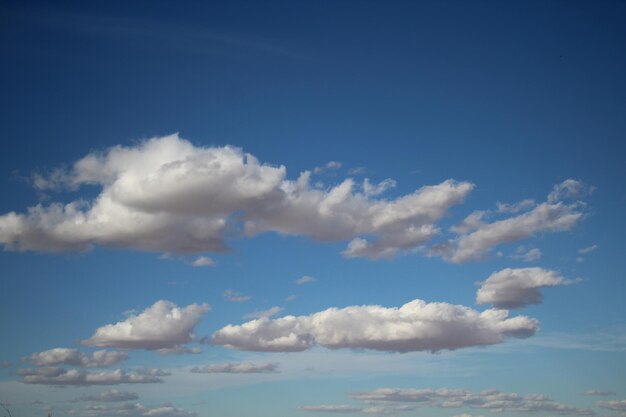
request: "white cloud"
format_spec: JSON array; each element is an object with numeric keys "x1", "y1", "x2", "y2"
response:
[
  {"x1": 83, "y1": 300, "x2": 209, "y2": 351},
  {"x1": 156, "y1": 347, "x2": 202, "y2": 355},
  {"x1": 71, "y1": 402, "x2": 196, "y2": 417},
  {"x1": 511, "y1": 246, "x2": 542, "y2": 262},
  {"x1": 599, "y1": 400, "x2": 626, "y2": 411},
  {"x1": 0, "y1": 135, "x2": 473, "y2": 259},
  {"x1": 547, "y1": 179, "x2": 594, "y2": 203},
  {"x1": 190, "y1": 362, "x2": 278, "y2": 374},
  {"x1": 223, "y1": 290, "x2": 251, "y2": 302},
  {"x1": 27, "y1": 348, "x2": 128, "y2": 368},
  {"x1": 17, "y1": 367, "x2": 168, "y2": 386},
  {"x1": 313, "y1": 161, "x2": 342, "y2": 174},
  {"x1": 212, "y1": 299, "x2": 537, "y2": 353},
  {"x1": 73, "y1": 389, "x2": 139, "y2": 402},
  {"x1": 300, "y1": 405, "x2": 361, "y2": 413},
  {"x1": 244, "y1": 306, "x2": 284, "y2": 319},
  {"x1": 362, "y1": 178, "x2": 396, "y2": 196},
  {"x1": 295, "y1": 275, "x2": 316, "y2": 285},
  {"x1": 476, "y1": 268, "x2": 572, "y2": 309},
  {"x1": 581, "y1": 390, "x2": 615, "y2": 396},
  {"x1": 578, "y1": 245, "x2": 597, "y2": 254},
  {"x1": 190, "y1": 256, "x2": 215, "y2": 267}
]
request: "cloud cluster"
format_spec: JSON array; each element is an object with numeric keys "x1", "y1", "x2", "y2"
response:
[
  {"x1": 72, "y1": 402, "x2": 196, "y2": 417},
  {"x1": 212, "y1": 299, "x2": 537, "y2": 353},
  {"x1": 190, "y1": 362, "x2": 278, "y2": 374},
  {"x1": 17, "y1": 367, "x2": 168, "y2": 386},
  {"x1": 441, "y1": 180, "x2": 590, "y2": 263},
  {"x1": 476, "y1": 268, "x2": 572, "y2": 309},
  {"x1": 73, "y1": 389, "x2": 139, "y2": 402},
  {"x1": 83, "y1": 300, "x2": 209, "y2": 352},
  {"x1": 27, "y1": 348, "x2": 128, "y2": 368},
  {"x1": 0, "y1": 134, "x2": 474, "y2": 259}
]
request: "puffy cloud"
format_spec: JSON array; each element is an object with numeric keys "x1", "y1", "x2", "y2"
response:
[
  {"x1": 190, "y1": 256, "x2": 215, "y2": 267},
  {"x1": 190, "y1": 362, "x2": 278, "y2": 374},
  {"x1": 17, "y1": 367, "x2": 168, "y2": 386},
  {"x1": 0, "y1": 135, "x2": 473, "y2": 260},
  {"x1": 73, "y1": 389, "x2": 139, "y2": 402},
  {"x1": 476, "y1": 268, "x2": 572, "y2": 309},
  {"x1": 295, "y1": 275, "x2": 316, "y2": 285},
  {"x1": 83, "y1": 300, "x2": 209, "y2": 351},
  {"x1": 223, "y1": 290, "x2": 251, "y2": 302},
  {"x1": 212, "y1": 299, "x2": 537, "y2": 353},
  {"x1": 350, "y1": 387, "x2": 594, "y2": 415},
  {"x1": 300, "y1": 405, "x2": 361, "y2": 413},
  {"x1": 443, "y1": 180, "x2": 588, "y2": 263},
  {"x1": 27, "y1": 348, "x2": 128, "y2": 368},
  {"x1": 73, "y1": 402, "x2": 195, "y2": 417},
  {"x1": 244, "y1": 306, "x2": 284, "y2": 319},
  {"x1": 581, "y1": 390, "x2": 615, "y2": 396}
]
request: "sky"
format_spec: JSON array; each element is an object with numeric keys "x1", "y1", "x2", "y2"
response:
[{"x1": 0, "y1": 1, "x2": 625, "y2": 416}]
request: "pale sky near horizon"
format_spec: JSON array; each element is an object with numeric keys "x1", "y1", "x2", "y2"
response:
[{"x1": 1, "y1": 1, "x2": 625, "y2": 417}]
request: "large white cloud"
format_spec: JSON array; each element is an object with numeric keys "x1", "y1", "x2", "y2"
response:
[
  {"x1": 0, "y1": 134, "x2": 473, "y2": 258},
  {"x1": 212, "y1": 299, "x2": 537, "y2": 353},
  {"x1": 83, "y1": 300, "x2": 209, "y2": 351},
  {"x1": 27, "y1": 348, "x2": 128, "y2": 368},
  {"x1": 17, "y1": 367, "x2": 168, "y2": 386},
  {"x1": 476, "y1": 268, "x2": 573, "y2": 309}
]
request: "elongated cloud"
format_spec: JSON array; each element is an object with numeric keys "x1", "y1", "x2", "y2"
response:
[
  {"x1": 301, "y1": 405, "x2": 361, "y2": 413},
  {"x1": 17, "y1": 367, "x2": 168, "y2": 386},
  {"x1": 83, "y1": 300, "x2": 209, "y2": 351},
  {"x1": 190, "y1": 362, "x2": 278, "y2": 374},
  {"x1": 212, "y1": 299, "x2": 537, "y2": 353},
  {"x1": 27, "y1": 348, "x2": 128, "y2": 368},
  {"x1": 476, "y1": 268, "x2": 572, "y2": 309},
  {"x1": 0, "y1": 135, "x2": 473, "y2": 259},
  {"x1": 73, "y1": 389, "x2": 139, "y2": 402},
  {"x1": 71, "y1": 402, "x2": 196, "y2": 417}
]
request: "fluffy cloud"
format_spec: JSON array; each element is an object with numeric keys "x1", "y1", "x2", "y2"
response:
[
  {"x1": 17, "y1": 367, "x2": 168, "y2": 386},
  {"x1": 73, "y1": 389, "x2": 139, "y2": 402},
  {"x1": 476, "y1": 268, "x2": 572, "y2": 309},
  {"x1": 350, "y1": 387, "x2": 594, "y2": 415},
  {"x1": 244, "y1": 306, "x2": 284, "y2": 319},
  {"x1": 83, "y1": 300, "x2": 209, "y2": 351},
  {"x1": 442, "y1": 180, "x2": 588, "y2": 263},
  {"x1": 190, "y1": 362, "x2": 278, "y2": 374},
  {"x1": 27, "y1": 348, "x2": 128, "y2": 368},
  {"x1": 72, "y1": 402, "x2": 196, "y2": 417},
  {"x1": 212, "y1": 299, "x2": 537, "y2": 353},
  {"x1": 0, "y1": 135, "x2": 473, "y2": 259},
  {"x1": 300, "y1": 405, "x2": 361, "y2": 413}
]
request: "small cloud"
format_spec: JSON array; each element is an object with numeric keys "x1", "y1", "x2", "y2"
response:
[
  {"x1": 362, "y1": 178, "x2": 396, "y2": 196},
  {"x1": 0, "y1": 361, "x2": 12, "y2": 368},
  {"x1": 191, "y1": 256, "x2": 216, "y2": 267},
  {"x1": 581, "y1": 389, "x2": 615, "y2": 396},
  {"x1": 313, "y1": 161, "x2": 342, "y2": 174},
  {"x1": 295, "y1": 275, "x2": 316, "y2": 285},
  {"x1": 511, "y1": 246, "x2": 542, "y2": 262},
  {"x1": 576, "y1": 256, "x2": 585, "y2": 263},
  {"x1": 348, "y1": 167, "x2": 366, "y2": 176},
  {"x1": 285, "y1": 294, "x2": 298, "y2": 302},
  {"x1": 190, "y1": 362, "x2": 279, "y2": 374},
  {"x1": 157, "y1": 346, "x2": 202, "y2": 355},
  {"x1": 223, "y1": 290, "x2": 251, "y2": 302},
  {"x1": 300, "y1": 405, "x2": 361, "y2": 413},
  {"x1": 578, "y1": 245, "x2": 597, "y2": 255},
  {"x1": 244, "y1": 306, "x2": 284, "y2": 319}
]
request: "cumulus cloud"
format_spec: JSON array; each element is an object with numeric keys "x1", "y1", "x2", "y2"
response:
[
  {"x1": 72, "y1": 402, "x2": 196, "y2": 417},
  {"x1": 17, "y1": 367, "x2": 168, "y2": 386},
  {"x1": 362, "y1": 178, "x2": 396, "y2": 196},
  {"x1": 300, "y1": 405, "x2": 361, "y2": 413},
  {"x1": 190, "y1": 256, "x2": 215, "y2": 267},
  {"x1": 73, "y1": 389, "x2": 139, "y2": 402},
  {"x1": 476, "y1": 268, "x2": 572, "y2": 309},
  {"x1": 190, "y1": 362, "x2": 278, "y2": 374},
  {"x1": 27, "y1": 348, "x2": 128, "y2": 368},
  {"x1": 223, "y1": 290, "x2": 251, "y2": 302},
  {"x1": 295, "y1": 275, "x2": 316, "y2": 285},
  {"x1": 83, "y1": 300, "x2": 209, "y2": 351},
  {"x1": 0, "y1": 135, "x2": 473, "y2": 260},
  {"x1": 244, "y1": 306, "x2": 284, "y2": 319},
  {"x1": 212, "y1": 299, "x2": 537, "y2": 353},
  {"x1": 442, "y1": 180, "x2": 588, "y2": 263},
  {"x1": 350, "y1": 387, "x2": 594, "y2": 415}
]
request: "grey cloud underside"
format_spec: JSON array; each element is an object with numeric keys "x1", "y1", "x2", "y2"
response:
[
  {"x1": 0, "y1": 134, "x2": 474, "y2": 259},
  {"x1": 17, "y1": 367, "x2": 169, "y2": 386},
  {"x1": 212, "y1": 299, "x2": 538, "y2": 353}
]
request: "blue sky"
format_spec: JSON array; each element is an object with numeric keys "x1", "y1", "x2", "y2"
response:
[{"x1": 1, "y1": 1, "x2": 625, "y2": 416}]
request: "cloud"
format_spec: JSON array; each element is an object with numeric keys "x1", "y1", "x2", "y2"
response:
[
  {"x1": 295, "y1": 275, "x2": 316, "y2": 285},
  {"x1": 511, "y1": 247, "x2": 542, "y2": 262},
  {"x1": 156, "y1": 347, "x2": 202, "y2": 355},
  {"x1": 83, "y1": 300, "x2": 210, "y2": 351},
  {"x1": 350, "y1": 387, "x2": 594, "y2": 415},
  {"x1": 313, "y1": 161, "x2": 342, "y2": 174},
  {"x1": 212, "y1": 299, "x2": 537, "y2": 353},
  {"x1": 27, "y1": 348, "x2": 128, "y2": 368},
  {"x1": 190, "y1": 362, "x2": 278, "y2": 374},
  {"x1": 443, "y1": 180, "x2": 587, "y2": 263},
  {"x1": 476, "y1": 268, "x2": 573, "y2": 309},
  {"x1": 244, "y1": 306, "x2": 284, "y2": 319},
  {"x1": 300, "y1": 405, "x2": 361, "y2": 413},
  {"x1": 598, "y1": 400, "x2": 626, "y2": 411},
  {"x1": 547, "y1": 179, "x2": 594, "y2": 203},
  {"x1": 17, "y1": 367, "x2": 168, "y2": 386},
  {"x1": 190, "y1": 256, "x2": 215, "y2": 267},
  {"x1": 223, "y1": 290, "x2": 251, "y2": 302},
  {"x1": 578, "y1": 245, "x2": 597, "y2": 254},
  {"x1": 581, "y1": 390, "x2": 615, "y2": 396},
  {"x1": 73, "y1": 389, "x2": 139, "y2": 402},
  {"x1": 71, "y1": 402, "x2": 196, "y2": 417},
  {"x1": 362, "y1": 178, "x2": 396, "y2": 196},
  {"x1": 0, "y1": 135, "x2": 473, "y2": 260},
  {"x1": 0, "y1": 361, "x2": 11, "y2": 368}
]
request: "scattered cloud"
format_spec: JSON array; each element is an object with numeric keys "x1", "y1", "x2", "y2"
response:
[
  {"x1": 598, "y1": 399, "x2": 626, "y2": 411},
  {"x1": 295, "y1": 275, "x2": 316, "y2": 285},
  {"x1": 191, "y1": 256, "x2": 215, "y2": 267},
  {"x1": 582, "y1": 390, "x2": 615, "y2": 396},
  {"x1": 223, "y1": 290, "x2": 251, "y2": 302},
  {"x1": 72, "y1": 389, "x2": 139, "y2": 402},
  {"x1": 17, "y1": 367, "x2": 168, "y2": 386},
  {"x1": 244, "y1": 306, "x2": 284, "y2": 319},
  {"x1": 313, "y1": 161, "x2": 342, "y2": 174},
  {"x1": 286, "y1": 294, "x2": 298, "y2": 302},
  {"x1": 83, "y1": 300, "x2": 210, "y2": 351},
  {"x1": 156, "y1": 347, "x2": 202, "y2": 355},
  {"x1": 0, "y1": 361, "x2": 11, "y2": 368},
  {"x1": 511, "y1": 246, "x2": 542, "y2": 262},
  {"x1": 212, "y1": 299, "x2": 537, "y2": 353},
  {"x1": 578, "y1": 245, "x2": 597, "y2": 254},
  {"x1": 190, "y1": 362, "x2": 278, "y2": 374},
  {"x1": 476, "y1": 268, "x2": 573, "y2": 309},
  {"x1": 70, "y1": 402, "x2": 196, "y2": 417},
  {"x1": 0, "y1": 134, "x2": 473, "y2": 260},
  {"x1": 27, "y1": 348, "x2": 128, "y2": 368},
  {"x1": 301, "y1": 405, "x2": 361, "y2": 413},
  {"x1": 547, "y1": 179, "x2": 594, "y2": 203}
]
